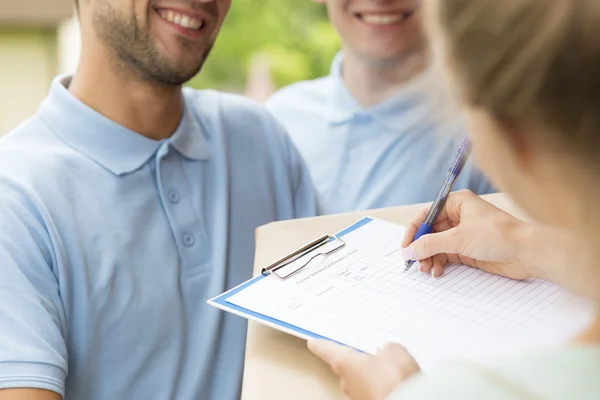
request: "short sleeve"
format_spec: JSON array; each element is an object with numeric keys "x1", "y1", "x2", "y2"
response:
[
  {"x1": 0, "y1": 188, "x2": 67, "y2": 397},
  {"x1": 270, "y1": 117, "x2": 322, "y2": 218},
  {"x1": 264, "y1": 86, "x2": 294, "y2": 119}
]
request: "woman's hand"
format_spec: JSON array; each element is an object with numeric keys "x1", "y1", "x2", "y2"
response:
[
  {"x1": 307, "y1": 339, "x2": 419, "y2": 400},
  {"x1": 401, "y1": 190, "x2": 537, "y2": 280}
]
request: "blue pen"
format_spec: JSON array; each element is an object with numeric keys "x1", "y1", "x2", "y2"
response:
[{"x1": 403, "y1": 137, "x2": 472, "y2": 272}]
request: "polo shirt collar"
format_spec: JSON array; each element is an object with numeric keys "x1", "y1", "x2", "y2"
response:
[
  {"x1": 326, "y1": 52, "x2": 435, "y2": 132},
  {"x1": 327, "y1": 52, "x2": 360, "y2": 125},
  {"x1": 38, "y1": 75, "x2": 210, "y2": 176}
]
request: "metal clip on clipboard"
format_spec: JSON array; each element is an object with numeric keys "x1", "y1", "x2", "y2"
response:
[{"x1": 261, "y1": 234, "x2": 346, "y2": 280}]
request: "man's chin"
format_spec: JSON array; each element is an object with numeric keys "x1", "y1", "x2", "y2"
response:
[
  {"x1": 152, "y1": 45, "x2": 213, "y2": 86},
  {"x1": 153, "y1": 68, "x2": 203, "y2": 86},
  {"x1": 138, "y1": 55, "x2": 207, "y2": 87},
  {"x1": 353, "y1": 45, "x2": 427, "y2": 69},
  {"x1": 355, "y1": 53, "x2": 407, "y2": 68}
]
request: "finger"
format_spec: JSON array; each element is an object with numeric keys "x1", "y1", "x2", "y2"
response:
[
  {"x1": 379, "y1": 342, "x2": 409, "y2": 356},
  {"x1": 433, "y1": 217, "x2": 456, "y2": 233},
  {"x1": 402, "y1": 205, "x2": 431, "y2": 248},
  {"x1": 307, "y1": 339, "x2": 343, "y2": 364},
  {"x1": 403, "y1": 216, "x2": 454, "y2": 250},
  {"x1": 441, "y1": 189, "x2": 479, "y2": 225},
  {"x1": 307, "y1": 339, "x2": 362, "y2": 373},
  {"x1": 402, "y1": 228, "x2": 465, "y2": 261},
  {"x1": 402, "y1": 190, "x2": 477, "y2": 248},
  {"x1": 419, "y1": 258, "x2": 432, "y2": 274},
  {"x1": 444, "y1": 253, "x2": 480, "y2": 270},
  {"x1": 431, "y1": 255, "x2": 445, "y2": 278},
  {"x1": 379, "y1": 343, "x2": 421, "y2": 375},
  {"x1": 446, "y1": 252, "x2": 470, "y2": 265}
]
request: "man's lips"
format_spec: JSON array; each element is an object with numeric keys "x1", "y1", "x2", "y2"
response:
[
  {"x1": 156, "y1": 8, "x2": 205, "y2": 31},
  {"x1": 354, "y1": 10, "x2": 415, "y2": 26}
]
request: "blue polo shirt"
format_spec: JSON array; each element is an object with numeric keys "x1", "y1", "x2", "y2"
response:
[
  {"x1": 0, "y1": 76, "x2": 318, "y2": 399},
  {"x1": 267, "y1": 53, "x2": 494, "y2": 213}
]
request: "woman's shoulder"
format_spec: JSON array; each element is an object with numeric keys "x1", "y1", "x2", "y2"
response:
[{"x1": 390, "y1": 346, "x2": 600, "y2": 400}]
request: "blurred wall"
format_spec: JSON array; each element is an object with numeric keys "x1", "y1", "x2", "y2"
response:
[
  {"x1": 0, "y1": 29, "x2": 58, "y2": 134},
  {"x1": 0, "y1": 0, "x2": 73, "y2": 135}
]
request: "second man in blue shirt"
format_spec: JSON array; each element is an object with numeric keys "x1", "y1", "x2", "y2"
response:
[{"x1": 267, "y1": 0, "x2": 494, "y2": 213}]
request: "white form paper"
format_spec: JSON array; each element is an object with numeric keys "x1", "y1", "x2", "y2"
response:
[{"x1": 226, "y1": 218, "x2": 594, "y2": 371}]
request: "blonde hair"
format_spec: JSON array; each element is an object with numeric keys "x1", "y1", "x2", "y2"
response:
[{"x1": 431, "y1": 0, "x2": 600, "y2": 161}]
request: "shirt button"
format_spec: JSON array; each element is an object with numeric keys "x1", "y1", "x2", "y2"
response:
[
  {"x1": 168, "y1": 189, "x2": 180, "y2": 204},
  {"x1": 354, "y1": 113, "x2": 372, "y2": 124},
  {"x1": 183, "y1": 234, "x2": 196, "y2": 247}
]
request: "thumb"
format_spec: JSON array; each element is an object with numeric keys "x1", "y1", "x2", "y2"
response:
[
  {"x1": 308, "y1": 339, "x2": 367, "y2": 375},
  {"x1": 402, "y1": 228, "x2": 465, "y2": 260}
]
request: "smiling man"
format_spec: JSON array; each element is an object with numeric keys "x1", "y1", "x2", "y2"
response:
[
  {"x1": 0, "y1": 1, "x2": 317, "y2": 400},
  {"x1": 267, "y1": 0, "x2": 493, "y2": 213}
]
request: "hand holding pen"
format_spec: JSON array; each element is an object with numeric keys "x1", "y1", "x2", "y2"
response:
[
  {"x1": 403, "y1": 137, "x2": 472, "y2": 272},
  {"x1": 400, "y1": 189, "x2": 540, "y2": 280}
]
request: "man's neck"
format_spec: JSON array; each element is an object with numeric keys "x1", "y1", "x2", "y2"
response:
[
  {"x1": 341, "y1": 49, "x2": 428, "y2": 108},
  {"x1": 69, "y1": 44, "x2": 183, "y2": 141}
]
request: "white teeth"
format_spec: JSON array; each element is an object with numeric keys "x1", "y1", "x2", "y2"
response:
[
  {"x1": 158, "y1": 10, "x2": 204, "y2": 30},
  {"x1": 361, "y1": 13, "x2": 404, "y2": 25},
  {"x1": 181, "y1": 15, "x2": 190, "y2": 28}
]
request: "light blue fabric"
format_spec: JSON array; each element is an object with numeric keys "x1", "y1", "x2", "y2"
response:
[
  {"x1": 0, "y1": 76, "x2": 318, "y2": 399},
  {"x1": 267, "y1": 52, "x2": 495, "y2": 213}
]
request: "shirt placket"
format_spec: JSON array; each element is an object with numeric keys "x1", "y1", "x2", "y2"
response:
[
  {"x1": 334, "y1": 113, "x2": 373, "y2": 211},
  {"x1": 154, "y1": 143, "x2": 210, "y2": 271}
]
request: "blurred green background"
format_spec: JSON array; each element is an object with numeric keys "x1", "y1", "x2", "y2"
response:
[
  {"x1": 188, "y1": 0, "x2": 340, "y2": 92},
  {"x1": 0, "y1": 0, "x2": 340, "y2": 133}
]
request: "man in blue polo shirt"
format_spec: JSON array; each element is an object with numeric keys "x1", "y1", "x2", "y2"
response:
[
  {"x1": 267, "y1": 0, "x2": 494, "y2": 213},
  {"x1": 0, "y1": 1, "x2": 317, "y2": 399}
]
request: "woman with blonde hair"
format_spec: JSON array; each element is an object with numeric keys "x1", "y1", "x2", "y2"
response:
[{"x1": 307, "y1": 0, "x2": 600, "y2": 399}]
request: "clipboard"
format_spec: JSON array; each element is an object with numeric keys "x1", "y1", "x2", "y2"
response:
[
  {"x1": 208, "y1": 217, "x2": 373, "y2": 342},
  {"x1": 209, "y1": 215, "x2": 594, "y2": 366},
  {"x1": 261, "y1": 234, "x2": 346, "y2": 280}
]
